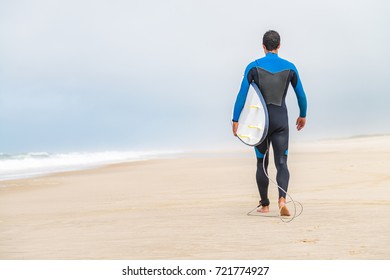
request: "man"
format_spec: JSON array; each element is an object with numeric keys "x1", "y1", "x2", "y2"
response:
[{"x1": 232, "y1": 30, "x2": 307, "y2": 216}]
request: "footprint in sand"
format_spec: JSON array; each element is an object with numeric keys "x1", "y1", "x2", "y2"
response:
[{"x1": 298, "y1": 239, "x2": 319, "y2": 244}]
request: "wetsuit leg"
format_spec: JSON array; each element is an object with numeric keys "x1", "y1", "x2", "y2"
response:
[
  {"x1": 270, "y1": 127, "x2": 290, "y2": 198},
  {"x1": 255, "y1": 139, "x2": 270, "y2": 206}
]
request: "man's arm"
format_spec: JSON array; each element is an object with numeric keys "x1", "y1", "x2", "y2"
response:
[
  {"x1": 290, "y1": 64, "x2": 307, "y2": 130},
  {"x1": 232, "y1": 62, "x2": 256, "y2": 123},
  {"x1": 232, "y1": 63, "x2": 256, "y2": 136},
  {"x1": 290, "y1": 65, "x2": 307, "y2": 118}
]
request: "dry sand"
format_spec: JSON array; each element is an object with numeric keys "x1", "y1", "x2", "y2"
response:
[{"x1": 0, "y1": 136, "x2": 389, "y2": 259}]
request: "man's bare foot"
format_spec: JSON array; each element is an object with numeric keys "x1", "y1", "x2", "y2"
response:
[
  {"x1": 278, "y1": 197, "x2": 290, "y2": 216},
  {"x1": 257, "y1": 205, "x2": 269, "y2": 213}
]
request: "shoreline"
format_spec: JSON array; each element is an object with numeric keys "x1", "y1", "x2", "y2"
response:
[
  {"x1": 2, "y1": 134, "x2": 389, "y2": 184},
  {"x1": 0, "y1": 149, "x2": 184, "y2": 183},
  {"x1": 1, "y1": 136, "x2": 389, "y2": 259}
]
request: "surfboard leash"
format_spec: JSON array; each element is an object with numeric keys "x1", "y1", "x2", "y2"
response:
[{"x1": 247, "y1": 144, "x2": 304, "y2": 223}]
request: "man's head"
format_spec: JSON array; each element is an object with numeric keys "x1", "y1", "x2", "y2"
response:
[{"x1": 263, "y1": 30, "x2": 280, "y2": 52}]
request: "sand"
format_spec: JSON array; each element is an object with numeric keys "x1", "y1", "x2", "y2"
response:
[{"x1": 0, "y1": 136, "x2": 389, "y2": 260}]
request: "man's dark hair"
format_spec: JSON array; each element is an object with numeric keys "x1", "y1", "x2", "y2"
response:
[{"x1": 263, "y1": 30, "x2": 280, "y2": 51}]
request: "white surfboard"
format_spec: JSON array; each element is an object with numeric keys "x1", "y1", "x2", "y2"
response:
[{"x1": 236, "y1": 83, "x2": 269, "y2": 146}]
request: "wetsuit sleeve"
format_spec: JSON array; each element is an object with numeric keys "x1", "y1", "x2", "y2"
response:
[
  {"x1": 232, "y1": 62, "x2": 256, "y2": 122},
  {"x1": 290, "y1": 64, "x2": 307, "y2": 118}
]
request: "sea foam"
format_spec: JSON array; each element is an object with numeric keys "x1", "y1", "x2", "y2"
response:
[{"x1": 0, "y1": 150, "x2": 180, "y2": 181}]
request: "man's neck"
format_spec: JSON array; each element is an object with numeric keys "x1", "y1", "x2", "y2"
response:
[{"x1": 265, "y1": 50, "x2": 278, "y2": 55}]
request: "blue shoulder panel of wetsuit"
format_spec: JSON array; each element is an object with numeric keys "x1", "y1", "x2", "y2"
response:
[{"x1": 232, "y1": 53, "x2": 307, "y2": 121}]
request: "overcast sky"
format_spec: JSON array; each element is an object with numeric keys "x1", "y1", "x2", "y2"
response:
[{"x1": 1, "y1": 0, "x2": 389, "y2": 153}]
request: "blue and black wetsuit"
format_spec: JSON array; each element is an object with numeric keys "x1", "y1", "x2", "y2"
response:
[{"x1": 233, "y1": 53, "x2": 307, "y2": 206}]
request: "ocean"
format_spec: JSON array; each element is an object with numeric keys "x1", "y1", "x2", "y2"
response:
[{"x1": 0, "y1": 150, "x2": 182, "y2": 182}]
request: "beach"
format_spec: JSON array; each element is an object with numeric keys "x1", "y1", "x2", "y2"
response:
[{"x1": 0, "y1": 136, "x2": 389, "y2": 260}]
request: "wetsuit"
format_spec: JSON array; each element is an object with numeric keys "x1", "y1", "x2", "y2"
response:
[{"x1": 232, "y1": 53, "x2": 307, "y2": 206}]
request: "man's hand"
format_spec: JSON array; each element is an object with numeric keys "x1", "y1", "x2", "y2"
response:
[
  {"x1": 296, "y1": 117, "x2": 306, "y2": 131},
  {"x1": 232, "y1": 121, "x2": 238, "y2": 136}
]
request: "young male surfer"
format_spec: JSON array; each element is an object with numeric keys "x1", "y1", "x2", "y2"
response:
[{"x1": 232, "y1": 30, "x2": 307, "y2": 216}]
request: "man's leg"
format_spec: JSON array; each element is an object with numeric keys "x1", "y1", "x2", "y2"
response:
[
  {"x1": 270, "y1": 128, "x2": 291, "y2": 216},
  {"x1": 270, "y1": 128, "x2": 290, "y2": 198},
  {"x1": 255, "y1": 139, "x2": 270, "y2": 211}
]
